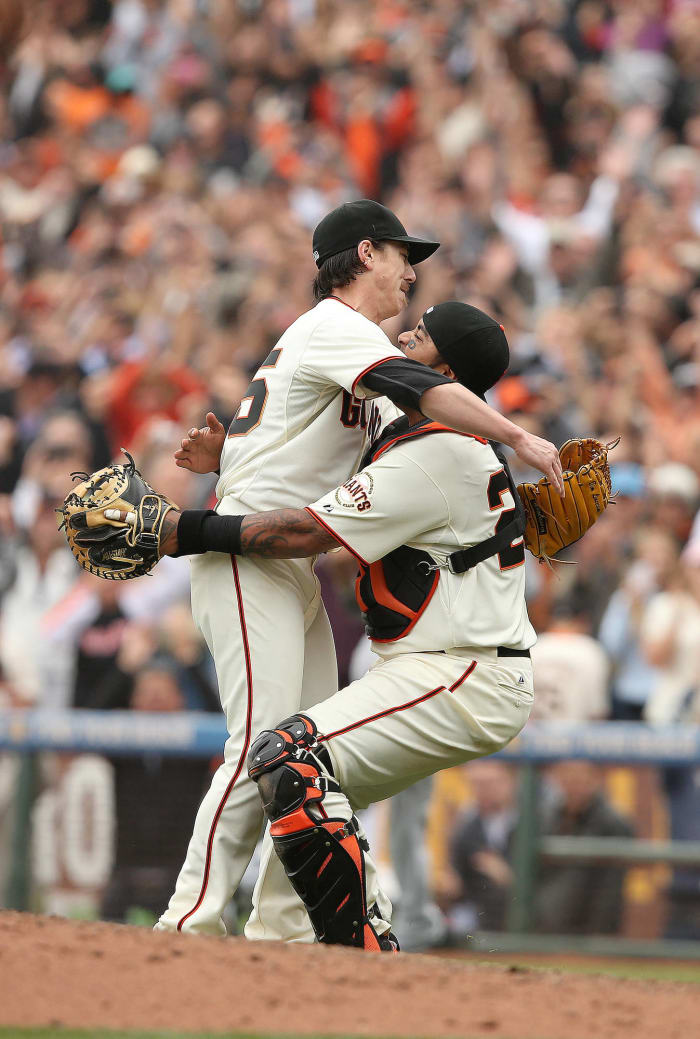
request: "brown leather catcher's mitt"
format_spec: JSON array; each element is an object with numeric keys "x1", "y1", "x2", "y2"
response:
[{"x1": 516, "y1": 437, "x2": 618, "y2": 560}]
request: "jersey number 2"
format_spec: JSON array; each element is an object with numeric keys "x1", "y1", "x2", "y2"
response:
[
  {"x1": 487, "y1": 469, "x2": 525, "y2": 571},
  {"x1": 227, "y1": 348, "x2": 282, "y2": 437}
]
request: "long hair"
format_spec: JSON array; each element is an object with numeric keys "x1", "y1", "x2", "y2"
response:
[{"x1": 312, "y1": 241, "x2": 383, "y2": 302}]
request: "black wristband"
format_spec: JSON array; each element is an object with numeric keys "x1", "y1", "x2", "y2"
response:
[
  {"x1": 172, "y1": 510, "x2": 214, "y2": 556},
  {"x1": 174, "y1": 510, "x2": 244, "y2": 556}
]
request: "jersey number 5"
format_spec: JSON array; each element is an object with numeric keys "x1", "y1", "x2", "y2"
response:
[
  {"x1": 227, "y1": 348, "x2": 282, "y2": 437},
  {"x1": 487, "y1": 469, "x2": 525, "y2": 571}
]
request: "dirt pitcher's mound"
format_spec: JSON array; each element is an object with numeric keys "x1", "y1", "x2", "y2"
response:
[{"x1": 1, "y1": 912, "x2": 698, "y2": 1039}]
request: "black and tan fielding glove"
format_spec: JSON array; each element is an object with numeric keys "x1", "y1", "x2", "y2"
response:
[
  {"x1": 58, "y1": 451, "x2": 177, "y2": 580},
  {"x1": 516, "y1": 437, "x2": 618, "y2": 561}
]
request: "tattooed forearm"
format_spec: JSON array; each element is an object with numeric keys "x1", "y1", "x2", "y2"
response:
[
  {"x1": 159, "y1": 507, "x2": 337, "y2": 559},
  {"x1": 240, "y1": 509, "x2": 337, "y2": 558}
]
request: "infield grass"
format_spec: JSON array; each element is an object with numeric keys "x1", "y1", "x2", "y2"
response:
[{"x1": 470, "y1": 957, "x2": 700, "y2": 984}]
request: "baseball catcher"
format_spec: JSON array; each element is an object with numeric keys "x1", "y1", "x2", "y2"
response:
[{"x1": 57, "y1": 451, "x2": 177, "y2": 580}]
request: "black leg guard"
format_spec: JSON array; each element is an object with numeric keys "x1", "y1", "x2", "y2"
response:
[{"x1": 247, "y1": 714, "x2": 386, "y2": 950}]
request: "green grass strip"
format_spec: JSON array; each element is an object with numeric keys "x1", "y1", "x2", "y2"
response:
[{"x1": 473, "y1": 958, "x2": 700, "y2": 983}]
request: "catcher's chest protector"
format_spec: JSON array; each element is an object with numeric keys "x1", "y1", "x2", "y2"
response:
[
  {"x1": 354, "y1": 419, "x2": 450, "y2": 642},
  {"x1": 355, "y1": 546, "x2": 439, "y2": 642},
  {"x1": 247, "y1": 715, "x2": 388, "y2": 951}
]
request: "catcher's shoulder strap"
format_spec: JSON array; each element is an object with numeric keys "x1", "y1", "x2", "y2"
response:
[
  {"x1": 362, "y1": 421, "x2": 525, "y2": 575},
  {"x1": 361, "y1": 416, "x2": 487, "y2": 468},
  {"x1": 447, "y1": 444, "x2": 526, "y2": 574}
]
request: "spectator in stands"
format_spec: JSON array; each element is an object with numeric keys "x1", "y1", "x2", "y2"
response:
[
  {"x1": 536, "y1": 761, "x2": 635, "y2": 936},
  {"x1": 0, "y1": 366, "x2": 78, "y2": 495},
  {"x1": 530, "y1": 589, "x2": 611, "y2": 721},
  {"x1": 646, "y1": 463, "x2": 699, "y2": 549},
  {"x1": 642, "y1": 539, "x2": 700, "y2": 724},
  {"x1": 10, "y1": 410, "x2": 95, "y2": 527},
  {"x1": 598, "y1": 525, "x2": 678, "y2": 721},
  {"x1": 448, "y1": 760, "x2": 518, "y2": 934},
  {"x1": 65, "y1": 576, "x2": 131, "y2": 710},
  {"x1": 45, "y1": 576, "x2": 217, "y2": 713},
  {"x1": 0, "y1": 492, "x2": 77, "y2": 707},
  {"x1": 100, "y1": 661, "x2": 216, "y2": 924}
]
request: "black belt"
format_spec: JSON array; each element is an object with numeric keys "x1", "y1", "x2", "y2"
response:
[{"x1": 497, "y1": 646, "x2": 530, "y2": 658}]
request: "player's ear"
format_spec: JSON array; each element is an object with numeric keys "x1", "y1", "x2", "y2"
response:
[
  {"x1": 433, "y1": 359, "x2": 457, "y2": 381},
  {"x1": 357, "y1": 239, "x2": 373, "y2": 268}
]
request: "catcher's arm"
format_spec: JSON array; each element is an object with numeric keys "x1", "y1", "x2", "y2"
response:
[
  {"x1": 160, "y1": 507, "x2": 337, "y2": 559},
  {"x1": 59, "y1": 451, "x2": 334, "y2": 579}
]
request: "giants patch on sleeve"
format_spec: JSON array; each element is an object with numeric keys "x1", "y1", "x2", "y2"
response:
[{"x1": 335, "y1": 473, "x2": 374, "y2": 512}]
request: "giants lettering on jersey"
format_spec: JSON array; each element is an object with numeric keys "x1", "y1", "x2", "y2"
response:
[
  {"x1": 335, "y1": 473, "x2": 373, "y2": 512},
  {"x1": 339, "y1": 391, "x2": 381, "y2": 442}
]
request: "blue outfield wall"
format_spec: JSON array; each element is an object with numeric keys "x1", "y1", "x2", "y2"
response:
[{"x1": 0, "y1": 710, "x2": 699, "y2": 764}]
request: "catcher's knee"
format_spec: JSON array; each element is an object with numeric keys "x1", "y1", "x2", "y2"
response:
[
  {"x1": 247, "y1": 714, "x2": 335, "y2": 821},
  {"x1": 247, "y1": 714, "x2": 386, "y2": 951}
]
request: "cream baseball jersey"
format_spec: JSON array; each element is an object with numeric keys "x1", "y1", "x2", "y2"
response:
[
  {"x1": 216, "y1": 298, "x2": 407, "y2": 512},
  {"x1": 306, "y1": 425, "x2": 537, "y2": 657}
]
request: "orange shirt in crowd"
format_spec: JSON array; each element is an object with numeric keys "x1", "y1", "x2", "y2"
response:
[{"x1": 107, "y1": 362, "x2": 207, "y2": 449}]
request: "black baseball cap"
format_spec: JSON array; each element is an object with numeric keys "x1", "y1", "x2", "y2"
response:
[
  {"x1": 422, "y1": 301, "x2": 509, "y2": 400},
  {"x1": 312, "y1": 199, "x2": 440, "y2": 268}
]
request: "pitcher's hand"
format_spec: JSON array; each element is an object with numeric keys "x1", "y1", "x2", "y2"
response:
[
  {"x1": 512, "y1": 429, "x2": 564, "y2": 495},
  {"x1": 174, "y1": 412, "x2": 225, "y2": 474}
]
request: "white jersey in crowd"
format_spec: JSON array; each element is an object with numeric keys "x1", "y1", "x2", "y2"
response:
[
  {"x1": 216, "y1": 298, "x2": 404, "y2": 511},
  {"x1": 307, "y1": 429, "x2": 536, "y2": 657}
]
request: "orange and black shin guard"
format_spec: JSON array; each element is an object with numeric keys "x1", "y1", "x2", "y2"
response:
[{"x1": 247, "y1": 714, "x2": 384, "y2": 950}]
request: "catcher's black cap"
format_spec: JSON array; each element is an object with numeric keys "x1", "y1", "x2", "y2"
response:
[
  {"x1": 422, "y1": 301, "x2": 509, "y2": 400},
  {"x1": 312, "y1": 199, "x2": 440, "y2": 269}
]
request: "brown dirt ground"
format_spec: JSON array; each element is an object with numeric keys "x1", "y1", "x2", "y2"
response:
[{"x1": 1, "y1": 911, "x2": 699, "y2": 1039}]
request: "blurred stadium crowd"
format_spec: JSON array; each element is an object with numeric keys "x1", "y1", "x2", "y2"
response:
[{"x1": 0, "y1": 0, "x2": 699, "y2": 937}]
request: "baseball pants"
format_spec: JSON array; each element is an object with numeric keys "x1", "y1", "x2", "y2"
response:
[
  {"x1": 245, "y1": 646, "x2": 534, "y2": 942},
  {"x1": 156, "y1": 543, "x2": 337, "y2": 936}
]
